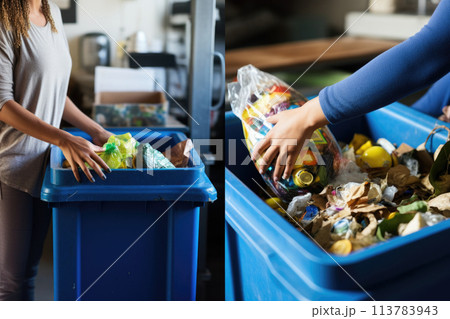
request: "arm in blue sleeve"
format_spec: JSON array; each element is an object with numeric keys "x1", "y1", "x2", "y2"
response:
[
  {"x1": 319, "y1": 0, "x2": 450, "y2": 124},
  {"x1": 411, "y1": 72, "x2": 450, "y2": 117}
]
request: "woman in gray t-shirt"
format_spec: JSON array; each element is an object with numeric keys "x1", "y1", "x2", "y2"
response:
[{"x1": 0, "y1": 0, "x2": 112, "y2": 300}]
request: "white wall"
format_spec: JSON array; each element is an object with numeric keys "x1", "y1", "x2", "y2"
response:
[{"x1": 62, "y1": 0, "x2": 168, "y2": 71}]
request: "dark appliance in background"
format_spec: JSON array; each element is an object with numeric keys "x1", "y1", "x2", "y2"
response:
[{"x1": 80, "y1": 32, "x2": 111, "y2": 74}]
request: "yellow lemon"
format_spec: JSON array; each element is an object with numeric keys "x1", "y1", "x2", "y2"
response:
[
  {"x1": 361, "y1": 146, "x2": 392, "y2": 168},
  {"x1": 355, "y1": 140, "x2": 373, "y2": 155}
]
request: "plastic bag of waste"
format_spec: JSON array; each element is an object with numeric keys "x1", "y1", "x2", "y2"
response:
[
  {"x1": 228, "y1": 65, "x2": 342, "y2": 202},
  {"x1": 106, "y1": 133, "x2": 139, "y2": 168},
  {"x1": 99, "y1": 143, "x2": 124, "y2": 169}
]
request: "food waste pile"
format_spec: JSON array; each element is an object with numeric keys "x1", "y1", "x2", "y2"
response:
[
  {"x1": 266, "y1": 133, "x2": 450, "y2": 256},
  {"x1": 229, "y1": 65, "x2": 450, "y2": 256}
]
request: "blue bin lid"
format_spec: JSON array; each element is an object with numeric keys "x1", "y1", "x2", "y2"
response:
[{"x1": 41, "y1": 168, "x2": 217, "y2": 203}]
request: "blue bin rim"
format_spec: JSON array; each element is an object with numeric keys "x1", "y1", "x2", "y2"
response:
[{"x1": 42, "y1": 167, "x2": 217, "y2": 203}]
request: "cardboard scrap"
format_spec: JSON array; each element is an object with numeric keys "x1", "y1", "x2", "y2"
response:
[
  {"x1": 351, "y1": 204, "x2": 388, "y2": 215},
  {"x1": 163, "y1": 139, "x2": 193, "y2": 168},
  {"x1": 345, "y1": 182, "x2": 371, "y2": 207},
  {"x1": 398, "y1": 213, "x2": 427, "y2": 236},
  {"x1": 387, "y1": 165, "x2": 420, "y2": 188},
  {"x1": 330, "y1": 208, "x2": 352, "y2": 220},
  {"x1": 394, "y1": 143, "x2": 415, "y2": 158},
  {"x1": 344, "y1": 182, "x2": 383, "y2": 209},
  {"x1": 428, "y1": 193, "x2": 450, "y2": 217},
  {"x1": 420, "y1": 174, "x2": 435, "y2": 193},
  {"x1": 360, "y1": 213, "x2": 378, "y2": 237},
  {"x1": 311, "y1": 193, "x2": 328, "y2": 211},
  {"x1": 310, "y1": 215, "x2": 324, "y2": 235},
  {"x1": 350, "y1": 233, "x2": 378, "y2": 251},
  {"x1": 313, "y1": 220, "x2": 333, "y2": 249}
]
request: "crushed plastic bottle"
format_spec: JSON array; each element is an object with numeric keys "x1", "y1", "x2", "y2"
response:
[{"x1": 228, "y1": 65, "x2": 342, "y2": 203}]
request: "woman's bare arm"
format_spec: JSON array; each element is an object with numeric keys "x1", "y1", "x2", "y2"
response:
[
  {"x1": 62, "y1": 96, "x2": 112, "y2": 146},
  {"x1": 0, "y1": 100, "x2": 110, "y2": 182}
]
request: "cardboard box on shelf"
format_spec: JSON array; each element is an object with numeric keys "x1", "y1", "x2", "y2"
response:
[{"x1": 93, "y1": 91, "x2": 168, "y2": 127}]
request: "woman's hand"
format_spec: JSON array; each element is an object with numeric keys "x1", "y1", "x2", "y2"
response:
[
  {"x1": 58, "y1": 132, "x2": 111, "y2": 183},
  {"x1": 251, "y1": 97, "x2": 329, "y2": 182},
  {"x1": 91, "y1": 128, "x2": 113, "y2": 147}
]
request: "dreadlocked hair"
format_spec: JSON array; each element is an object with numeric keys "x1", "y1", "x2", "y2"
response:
[{"x1": 0, "y1": 0, "x2": 57, "y2": 48}]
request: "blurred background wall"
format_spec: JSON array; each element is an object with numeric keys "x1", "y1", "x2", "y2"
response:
[
  {"x1": 64, "y1": 0, "x2": 167, "y2": 71},
  {"x1": 226, "y1": 0, "x2": 438, "y2": 49},
  {"x1": 226, "y1": 0, "x2": 366, "y2": 49}
]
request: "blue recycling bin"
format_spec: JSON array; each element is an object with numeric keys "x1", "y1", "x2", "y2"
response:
[
  {"x1": 225, "y1": 102, "x2": 450, "y2": 301},
  {"x1": 41, "y1": 128, "x2": 217, "y2": 301}
]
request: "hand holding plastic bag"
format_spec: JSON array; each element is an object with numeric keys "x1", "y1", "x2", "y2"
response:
[
  {"x1": 228, "y1": 65, "x2": 342, "y2": 202},
  {"x1": 91, "y1": 133, "x2": 139, "y2": 169}
]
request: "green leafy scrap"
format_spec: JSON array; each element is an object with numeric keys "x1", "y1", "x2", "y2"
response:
[
  {"x1": 376, "y1": 213, "x2": 416, "y2": 241},
  {"x1": 429, "y1": 142, "x2": 450, "y2": 196}
]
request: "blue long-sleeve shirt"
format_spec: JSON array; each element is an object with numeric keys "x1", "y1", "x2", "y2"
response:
[{"x1": 319, "y1": 0, "x2": 450, "y2": 124}]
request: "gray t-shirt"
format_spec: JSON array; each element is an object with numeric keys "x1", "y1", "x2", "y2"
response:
[{"x1": 0, "y1": 1, "x2": 71, "y2": 197}]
